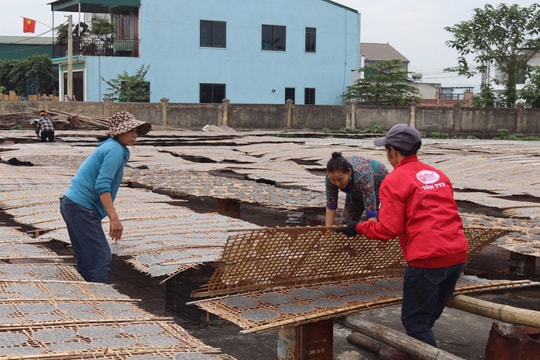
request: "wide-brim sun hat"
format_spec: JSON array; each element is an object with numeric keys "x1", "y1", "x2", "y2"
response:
[{"x1": 107, "y1": 111, "x2": 151, "y2": 137}]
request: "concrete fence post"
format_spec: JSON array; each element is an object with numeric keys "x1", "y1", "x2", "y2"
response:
[
  {"x1": 222, "y1": 98, "x2": 230, "y2": 126},
  {"x1": 40, "y1": 97, "x2": 52, "y2": 113},
  {"x1": 409, "y1": 105, "x2": 416, "y2": 128},
  {"x1": 103, "y1": 96, "x2": 112, "y2": 118},
  {"x1": 160, "y1": 97, "x2": 169, "y2": 127},
  {"x1": 345, "y1": 100, "x2": 356, "y2": 129},
  {"x1": 286, "y1": 99, "x2": 294, "y2": 128},
  {"x1": 453, "y1": 103, "x2": 462, "y2": 133},
  {"x1": 516, "y1": 102, "x2": 524, "y2": 133}
]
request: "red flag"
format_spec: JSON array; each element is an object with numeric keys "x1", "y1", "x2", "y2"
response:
[{"x1": 23, "y1": 18, "x2": 36, "y2": 33}]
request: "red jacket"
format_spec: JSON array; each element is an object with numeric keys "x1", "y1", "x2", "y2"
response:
[{"x1": 357, "y1": 156, "x2": 468, "y2": 268}]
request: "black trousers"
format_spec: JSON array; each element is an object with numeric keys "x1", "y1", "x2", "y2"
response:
[{"x1": 40, "y1": 130, "x2": 55, "y2": 142}]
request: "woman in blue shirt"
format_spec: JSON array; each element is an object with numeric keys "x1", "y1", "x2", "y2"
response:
[{"x1": 59, "y1": 111, "x2": 151, "y2": 283}]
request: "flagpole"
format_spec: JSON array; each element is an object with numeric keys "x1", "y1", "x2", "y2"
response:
[
  {"x1": 20, "y1": 17, "x2": 52, "y2": 30},
  {"x1": 34, "y1": 19, "x2": 52, "y2": 29}
]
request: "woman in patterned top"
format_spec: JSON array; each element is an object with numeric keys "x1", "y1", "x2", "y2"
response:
[{"x1": 325, "y1": 152, "x2": 388, "y2": 227}]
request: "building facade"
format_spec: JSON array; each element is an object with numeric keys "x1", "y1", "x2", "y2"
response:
[
  {"x1": 51, "y1": 0, "x2": 360, "y2": 105},
  {"x1": 0, "y1": 36, "x2": 52, "y2": 60}
]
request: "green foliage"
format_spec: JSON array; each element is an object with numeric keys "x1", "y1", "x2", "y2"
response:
[
  {"x1": 445, "y1": 3, "x2": 540, "y2": 107},
  {"x1": 57, "y1": 20, "x2": 115, "y2": 55},
  {"x1": 342, "y1": 60, "x2": 421, "y2": 106},
  {"x1": 361, "y1": 124, "x2": 382, "y2": 133},
  {"x1": 91, "y1": 19, "x2": 115, "y2": 38},
  {"x1": 338, "y1": 123, "x2": 383, "y2": 134},
  {"x1": 520, "y1": 66, "x2": 540, "y2": 108},
  {"x1": 91, "y1": 18, "x2": 116, "y2": 48},
  {"x1": 338, "y1": 127, "x2": 360, "y2": 134},
  {"x1": 428, "y1": 132, "x2": 450, "y2": 139},
  {"x1": 55, "y1": 22, "x2": 90, "y2": 46},
  {"x1": 102, "y1": 64, "x2": 150, "y2": 102},
  {"x1": 493, "y1": 128, "x2": 540, "y2": 141},
  {"x1": 10, "y1": 125, "x2": 23, "y2": 130},
  {"x1": 0, "y1": 55, "x2": 57, "y2": 96},
  {"x1": 471, "y1": 84, "x2": 502, "y2": 108}
]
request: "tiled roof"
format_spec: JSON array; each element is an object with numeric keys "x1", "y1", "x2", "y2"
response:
[{"x1": 361, "y1": 42, "x2": 409, "y2": 62}]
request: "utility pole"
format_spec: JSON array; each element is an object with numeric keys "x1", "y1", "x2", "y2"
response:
[{"x1": 67, "y1": 14, "x2": 73, "y2": 101}]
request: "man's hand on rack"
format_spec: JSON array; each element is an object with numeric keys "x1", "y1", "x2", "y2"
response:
[{"x1": 336, "y1": 221, "x2": 359, "y2": 237}]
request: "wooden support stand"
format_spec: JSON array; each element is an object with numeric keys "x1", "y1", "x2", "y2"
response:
[
  {"x1": 509, "y1": 252, "x2": 536, "y2": 276},
  {"x1": 217, "y1": 198, "x2": 241, "y2": 219},
  {"x1": 278, "y1": 319, "x2": 333, "y2": 360}
]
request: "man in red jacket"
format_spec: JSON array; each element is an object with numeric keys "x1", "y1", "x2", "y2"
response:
[{"x1": 339, "y1": 123, "x2": 469, "y2": 348}]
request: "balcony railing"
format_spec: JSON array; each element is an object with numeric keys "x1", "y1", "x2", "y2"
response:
[{"x1": 53, "y1": 39, "x2": 139, "y2": 58}]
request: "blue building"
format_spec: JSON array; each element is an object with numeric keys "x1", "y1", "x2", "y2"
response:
[{"x1": 51, "y1": 0, "x2": 360, "y2": 105}]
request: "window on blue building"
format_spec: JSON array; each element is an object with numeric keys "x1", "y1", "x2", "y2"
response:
[
  {"x1": 305, "y1": 27, "x2": 316, "y2": 53},
  {"x1": 262, "y1": 25, "x2": 286, "y2": 51},
  {"x1": 285, "y1": 87, "x2": 295, "y2": 103},
  {"x1": 200, "y1": 20, "x2": 226, "y2": 48},
  {"x1": 304, "y1": 88, "x2": 316, "y2": 105},
  {"x1": 200, "y1": 83, "x2": 226, "y2": 103}
]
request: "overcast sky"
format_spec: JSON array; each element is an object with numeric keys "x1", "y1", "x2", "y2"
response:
[{"x1": 1, "y1": 0, "x2": 538, "y2": 88}]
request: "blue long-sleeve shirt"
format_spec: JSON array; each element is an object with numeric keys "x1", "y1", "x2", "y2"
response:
[{"x1": 64, "y1": 138, "x2": 130, "y2": 219}]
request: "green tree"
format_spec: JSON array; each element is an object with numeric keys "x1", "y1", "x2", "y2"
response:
[
  {"x1": 521, "y1": 66, "x2": 540, "y2": 108},
  {"x1": 445, "y1": 3, "x2": 540, "y2": 108},
  {"x1": 342, "y1": 59, "x2": 421, "y2": 106},
  {"x1": 0, "y1": 55, "x2": 56, "y2": 97},
  {"x1": 472, "y1": 84, "x2": 497, "y2": 107},
  {"x1": 520, "y1": 66, "x2": 540, "y2": 108},
  {"x1": 91, "y1": 18, "x2": 116, "y2": 48},
  {"x1": 103, "y1": 64, "x2": 150, "y2": 102},
  {"x1": 55, "y1": 22, "x2": 90, "y2": 46}
]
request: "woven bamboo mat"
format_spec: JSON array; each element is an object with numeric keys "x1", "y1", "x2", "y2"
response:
[
  {"x1": 190, "y1": 276, "x2": 539, "y2": 333},
  {"x1": 0, "y1": 350, "x2": 235, "y2": 360},
  {"x1": 0, "y1": 243, "x2": 62, "y2": 260},
  {"x1": 124, "y1": 167, "x2": 323, "y2": 209},
  {"x1": 0, "y1": 227, "x2": 47, "y2": 244},
  {"x1": 21, "y1": 191, "x2": 257, "y2": 278},
  {"x1": 0, "y1": 320, "x2": 221, "y2": 358},
  {"x1": 0, "y1": 299, "x2": 161, "y2": 330},
  {"x1": 0, "y1": 264, "x2": 83, "y2": 282},
  {"x1": 193, "y1": 226, "x2": 508, "y2": 297},
  {"x1": 462, "y1": 214, "x2": 540, "y2": 257},
  {"x1": 0, "y1": 280, "x2": 131, "y2": 301}
]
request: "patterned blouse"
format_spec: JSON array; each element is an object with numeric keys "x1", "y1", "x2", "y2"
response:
[{"x1": 325, "y1": 155, "x2": 388, "y2": 218}]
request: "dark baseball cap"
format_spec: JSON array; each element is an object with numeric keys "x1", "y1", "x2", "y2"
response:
[{"x1": 373, "y1": 123, "x2": 422, "y2": 152}]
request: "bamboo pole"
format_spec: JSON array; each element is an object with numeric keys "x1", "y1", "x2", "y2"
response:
[
  {"x1": 344, "y1": 317, "x2": 465, "y2": 360},
  {"x1": 447, "y1": 294, "x2": 540, "y2": 328},
  {"x1": 346, "y1": 332, "x2": 385, "y2": 354},
  {"x1": 347, "y1": 332, "x2": 416, "y2": 359}
]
